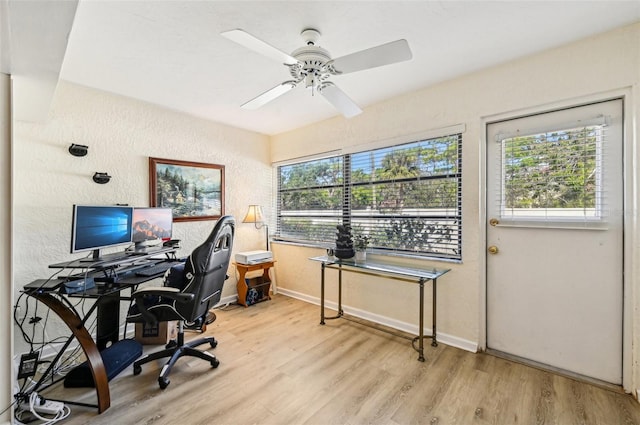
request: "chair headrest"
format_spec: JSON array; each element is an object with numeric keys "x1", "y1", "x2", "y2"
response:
[{"x1": 186, "y1": 215, "x2": 235, "y2": 277}]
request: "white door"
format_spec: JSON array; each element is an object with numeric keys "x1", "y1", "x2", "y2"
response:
[{"x1": 486, "y1": 99, "x2": 623, "y2": 384}]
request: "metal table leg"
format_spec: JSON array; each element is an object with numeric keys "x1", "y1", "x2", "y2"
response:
[
  {"x1": 320, "y1": 262, "x2": 325, "y2": 325},
  {"x1": 321, "y1": 262, "x2": 344, "y2": 322},
  {"x1": 432, "y1": 278, "x2": 438, "y2": 347},
  {"x1": 338, "y1": 265, "x2": 343, "y2": 317},
  {"x1": 418, "y1": 278, "x2": 425, "y2": 361}
]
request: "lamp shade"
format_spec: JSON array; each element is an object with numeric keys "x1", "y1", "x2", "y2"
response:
[{"x1": 242, "y1": 205, "x2": 265, "y2": 224}]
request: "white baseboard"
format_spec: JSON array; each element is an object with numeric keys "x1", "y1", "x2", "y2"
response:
[
  {"x1": 216, "y1": 295, "x2": 239, "y2": 308},
  {"x1": 277, "y1": 287, "x2": 478, "y2": 353}
]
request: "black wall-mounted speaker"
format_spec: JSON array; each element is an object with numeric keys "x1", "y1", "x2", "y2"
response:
[
  {"x1": 93, "y1": 172, "x2": 111, "y2": 184},
  {"x1": 69, "y1": 144, "x2": 88, "y2": 157}
]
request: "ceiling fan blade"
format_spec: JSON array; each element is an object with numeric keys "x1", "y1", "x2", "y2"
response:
[
  {"x1": 241, "y1": 81, "x2": 296, "y2": 110},
  {"x1": 319, "y1": 82, "x2": 362, "y2": 118},
  {"x1": 221, "y1": 29, "x2": 298, "y2": 66},
  {"x1": 331, "y1": 39, "x2": 412, "y2": 74}
]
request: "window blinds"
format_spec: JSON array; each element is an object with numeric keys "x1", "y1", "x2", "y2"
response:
[
  {"x1": 499, "y1": 125, "x2": 605, "y2": 222},
  {"x1": 276, "y1": 133, "x2": 462, "y2": 260}
]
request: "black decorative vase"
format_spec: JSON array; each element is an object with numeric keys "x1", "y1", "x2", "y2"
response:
[
  {"x1": 334, "y1": 248, "x2": 355, "y2": 259},
  {"x1": 335, "y1": 224, "x2": 355, "y2": 259}
]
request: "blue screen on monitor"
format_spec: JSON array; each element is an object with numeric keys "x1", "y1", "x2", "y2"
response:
[{"x1": 71, "y1": 205, "x2": 134, "y2": 254}]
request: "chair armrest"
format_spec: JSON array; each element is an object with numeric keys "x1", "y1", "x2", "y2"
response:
[
  {"x1": 131, "y1": 286, "x2": 195, "y2": 325},
  {"x1": 133, "y1": 286, "x2": 180, "y2": 296},
  {"x1": 133, "y1": 286, "x2": 195, "y2": 303}
]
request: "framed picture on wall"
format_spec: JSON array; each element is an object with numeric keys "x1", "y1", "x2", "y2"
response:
[{"x1": 149, "y1": 157, "x2": 225, "y2": 222}]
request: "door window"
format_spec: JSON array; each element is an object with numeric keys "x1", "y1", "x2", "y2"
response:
[{"x1": 494, "y1": 117, "x2": 608, "y2": 226}]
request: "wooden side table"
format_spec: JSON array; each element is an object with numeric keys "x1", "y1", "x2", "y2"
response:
[{"x1": 234, "y1": 261, "x2": 275, "y2": 307}]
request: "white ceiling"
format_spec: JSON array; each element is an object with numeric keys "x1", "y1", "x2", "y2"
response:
[{"x1": 5, "y1": 1, "x2": 640, "y2": 135}]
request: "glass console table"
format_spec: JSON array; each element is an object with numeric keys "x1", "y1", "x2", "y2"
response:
[{"x1": 309, "y1": 255, "x2": 450, "y2": 362}]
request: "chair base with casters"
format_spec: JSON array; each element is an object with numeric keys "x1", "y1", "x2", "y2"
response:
[{"x1": 133, "y1": 320, "x2": 219, "y2": 389}]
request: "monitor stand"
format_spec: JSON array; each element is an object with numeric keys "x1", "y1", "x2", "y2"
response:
[
  {"x1": 127, "y1": 240, "x2": 162, "y2": 255},
  {"x1": 79, "y1": 249, "x2": 105, "y2": 263}
]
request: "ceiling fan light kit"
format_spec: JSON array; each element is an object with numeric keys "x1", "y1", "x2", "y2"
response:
[{"x1": 221, "y1": 27, "x2": 412, "y2": 118}]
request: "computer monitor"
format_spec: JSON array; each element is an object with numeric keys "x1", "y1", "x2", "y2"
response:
[
  {"x1": 131, "y1": 207, "x2": 173, "y2": 251},
  {"x1": 71, "y1": 205, "x2": 134, "y2": 260}
]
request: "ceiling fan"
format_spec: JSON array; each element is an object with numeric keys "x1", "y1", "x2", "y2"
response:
[{"x1": 221, "y1": 28, "x2": 412, "y2": 118}]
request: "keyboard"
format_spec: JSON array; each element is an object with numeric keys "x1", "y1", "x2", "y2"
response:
[{"x1": 135, "y1": 261, "x2": 184, "y2": 277}]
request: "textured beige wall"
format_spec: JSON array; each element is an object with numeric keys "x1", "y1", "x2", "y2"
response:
[
  {"x1": 12, "y1": 81, "x2": 271, "y2": 353},
  {"x1": 271, "y1": 23, "x2": 640, "y2": 390}
]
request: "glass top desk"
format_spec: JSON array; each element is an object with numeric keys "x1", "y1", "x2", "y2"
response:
[
  {"x1": 21, "y1": 249, "x2": 179, "y2": 413},
  {"x1": 309, "y1": 255, "x2": 450, "y2": 362}
]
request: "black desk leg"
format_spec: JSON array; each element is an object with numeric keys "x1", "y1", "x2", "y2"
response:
[{"x1": 96, "y1": 292, "x2": 120, "y2": 350}]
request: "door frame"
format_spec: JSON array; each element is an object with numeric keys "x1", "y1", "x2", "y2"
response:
[{"x1": 479, "y1": 88, "x2": 634, "y2": 393}]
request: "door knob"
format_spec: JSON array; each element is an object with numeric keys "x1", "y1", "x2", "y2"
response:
[
  {"x1": 489, "y1": 218, "x2": 499, "y2": 226},
  {"x1": 488, "y1": 246, "x2": 499, "y2": 254}
]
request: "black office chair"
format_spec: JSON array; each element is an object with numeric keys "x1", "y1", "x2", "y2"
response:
[{"x1": 126, "y1": 215, "x2": 235, "y2": 389}]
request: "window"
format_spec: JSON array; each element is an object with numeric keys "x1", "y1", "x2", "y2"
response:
[
  {"x1": 276, "y1": 132, "x2": 462, "y2": 260},
  {"x1": 499, "y1": 125, "x2": 603, "y2": 221}
]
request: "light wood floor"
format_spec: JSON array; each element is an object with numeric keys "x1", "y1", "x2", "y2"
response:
[{"x1": 44, "y1": 294, "x2": 640, "y2": 425}]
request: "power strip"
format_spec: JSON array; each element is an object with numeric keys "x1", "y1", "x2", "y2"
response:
[{"x1": 21, "y1": 399, "x2": 65, "y2": 415}]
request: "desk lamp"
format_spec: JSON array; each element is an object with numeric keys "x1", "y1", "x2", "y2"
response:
[{"x1": 243, "y1": 205, "x2": 269, "y2": 251}]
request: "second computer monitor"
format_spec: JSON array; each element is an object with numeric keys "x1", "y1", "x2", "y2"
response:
[{"x1": 131, "y1": 207, "x2": 173, "y2": 250}]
